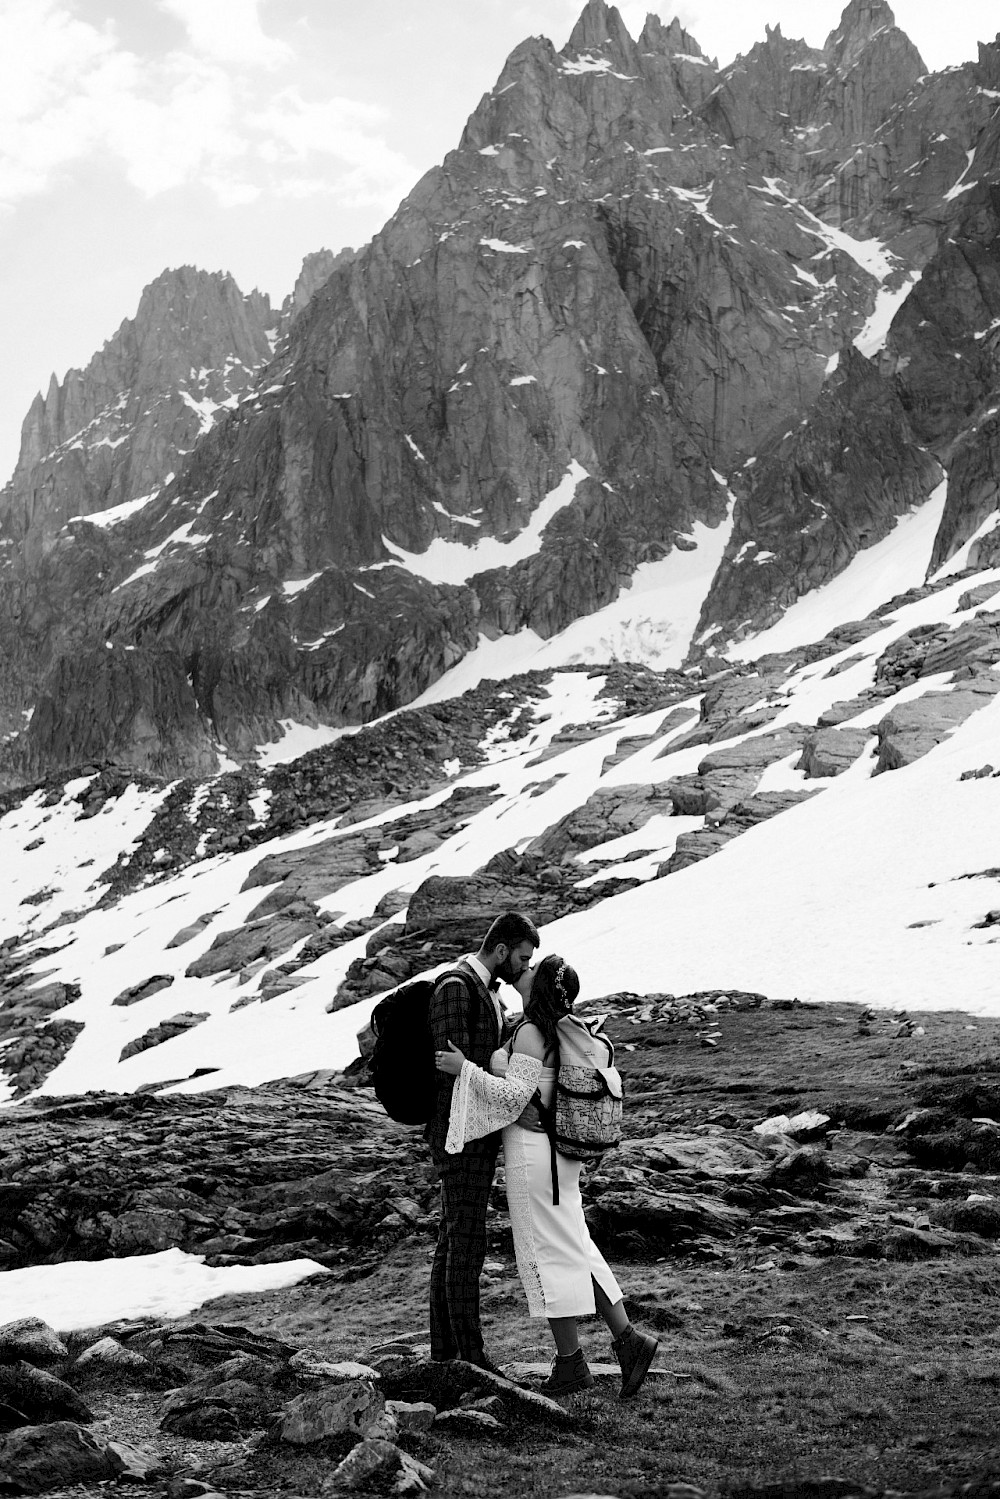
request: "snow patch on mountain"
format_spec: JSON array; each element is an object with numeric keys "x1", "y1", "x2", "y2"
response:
[
  {"x1": 545, "y1": 688, "x2": 1000, "y2": 1013},
  {"x1": 730, "y1": 481, "x2": 950, "y2": 659},
  {"x1": 256, "y1": 721, "x2": 357, "y2": 767},
  {"x1": 411, "y1": 502, "x2": 734, "y2": 698},
  {"x1": 381, "y1": 461, "x2": 588, "y2": 584}
]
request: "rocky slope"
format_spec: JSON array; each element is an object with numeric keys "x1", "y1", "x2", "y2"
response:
[
  {"x1": 0, "y1": 517, "x2": 997, "y2": 1106},
  {"x1": 2, "y1": 1000, "x2": 1000, "y2": 1496},
  {"x1": 2, "y1": 0, "x2": 999, "y2": 779}
]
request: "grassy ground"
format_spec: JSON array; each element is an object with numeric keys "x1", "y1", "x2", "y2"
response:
[
  {"x1": 182, "y1": 998, "x2": 1000, "y2": 1497},
  {"x1": 204, "y1": 1239, "x2": 1000, "y2": 1496}
]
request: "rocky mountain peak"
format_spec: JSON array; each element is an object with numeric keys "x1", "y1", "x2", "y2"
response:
[
  {"x1": 280, "y1": 247, "x2": 356, "y2": 329},
  {"x1": 824, "y1": 0, "x2": 923, "y2": 75},
  {"x1": 637, "y1": 14, "x2": 707, "y2": 62},
  {"x1": 566, "y1": 0, "x2": 635, "y2": 57},
  {"x1": 0, "y1": 265, "x2": 276, "y2": 551}
]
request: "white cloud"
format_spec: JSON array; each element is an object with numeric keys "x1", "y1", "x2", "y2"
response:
[
  {"x1": 251, "y1": 90, "x2": 416, "y2": 204},
  {"x1": 0, "y1": 0, "x2": 415, "y2": 212},
  {"x1": 159, "y1": 0, "x2": 293, "y2": 71}
]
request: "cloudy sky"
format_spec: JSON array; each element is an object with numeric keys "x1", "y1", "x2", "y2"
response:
[{"x1": 1, "y1": 0, "x2": 997, "y2": 481}]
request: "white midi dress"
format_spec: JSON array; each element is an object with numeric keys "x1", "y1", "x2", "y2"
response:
[{"x1": 446, "y1": 1047, "x2": 622, "y2": 1319}]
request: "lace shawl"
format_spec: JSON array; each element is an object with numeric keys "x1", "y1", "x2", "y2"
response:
[{"x1": 445, "y1": 1053, "x2": 543, "y2": 1155}]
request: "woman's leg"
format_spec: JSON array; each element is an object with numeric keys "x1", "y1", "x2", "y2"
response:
[
  {"x1": 594, "y1": 1277, "x2": 660, "y2": 1399},
  {"x1": 593, "y1": 1278, "x2": 629, "y2": 1339},
  {"x1": 547, "y1": 1315, "x2": 581, "y2": 1355},
  {"x1": 541, "y1": 1313, "x2": 594, "y2": 1394}
]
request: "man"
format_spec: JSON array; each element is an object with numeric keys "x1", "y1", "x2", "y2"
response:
[{"x1": 425, "y1": 910, "x2": 540, "y2": 1369}]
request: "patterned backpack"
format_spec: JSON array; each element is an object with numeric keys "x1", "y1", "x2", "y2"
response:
[{"x1": 536, "y1": 1012, "x2": 623, "y2": 1203}]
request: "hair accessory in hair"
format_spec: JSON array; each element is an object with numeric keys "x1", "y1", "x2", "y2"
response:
[{"x1": 554, "y1": 961, "x2": 569, "y2": 1000}]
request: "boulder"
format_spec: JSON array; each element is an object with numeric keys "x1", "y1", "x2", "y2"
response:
[
  {"x1": 0, "y1": 1422, "x2": 125, "y2": 1493},
  {"x1": 434, "y1": 1407, "x2": 503, "y2": 1432},
  {"x1": 72, "y1": 1337, "x2": 148, "y2": 1371},
  {"x1": 797, "y1": 727, "x2": 871, "y2": 778},
  {"x1": 876, "y1": 677, "x2": 1000, "y2": 771},
  {"x1": 286, "y1": 1351, "x2": 380, "y2": 1382},
  {"x1": 160, "y1": 1397, "x2": 244, "y2": 1441},
  {"x1": 0, "y1": 1321, "x2": 67, "y2": 1369},
  {"x1": 118, "y1": 1014, "x2": 209, "y2": 1063},
  {"x1": 111, "y1": 975, "x2": 175, "y2": 1007},
  {"x1": 278, "y1": 1377, "x2": 385, "y2": 1445},
  {"x1": 385, "y1": 1399, "x2": 436, "y2": 1431},
  {"x1": 328, "y1": 1438, "x2": 434, "y2": 1493},
  {"x1": 586, "y1": 1187, "x2": 749, "y2": 1248},
  {"x1": 184, "y1": 903, "x2": 325, "y2": 979},
  {"x1": 165, "y1": 911, "x2": 220, "y2": 949},
  {"x1": 0, "y1": 1363, "x2": 92, "y2": 1426},
  {"x1": 526, "y1": 784, "x2": 674, "y2": 863},
  {"x1": 107, "y1": 1208, "x2": 188, "y2": 1254}
]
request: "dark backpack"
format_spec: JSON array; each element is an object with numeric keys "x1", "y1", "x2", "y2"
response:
[{"x1": 368, "y1": 968, "x2": 475, "y2": 1125}]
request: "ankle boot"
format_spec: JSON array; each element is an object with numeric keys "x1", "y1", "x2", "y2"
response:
[
  {"x1": 539, "y1": 1346, "x2": 595, "y2": 1396},
  {"x1": 611, "y1": 1322, "x2": 659, "y2": 1400}
]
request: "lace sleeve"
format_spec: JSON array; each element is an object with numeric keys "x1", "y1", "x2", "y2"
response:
[{"x1": 445, "y1": 1053, "x2": 543, "y2": 1154}]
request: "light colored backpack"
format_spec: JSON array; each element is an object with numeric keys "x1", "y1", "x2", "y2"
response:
[{"x1": 537, "y1": 1013, "x2": 623, "y2": 1203}]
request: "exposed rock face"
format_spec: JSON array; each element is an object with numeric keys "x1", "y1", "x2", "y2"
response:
[
  {"x1": 875, "y1": 675, "x2": 1000, "y2": 771},
  {"x1": 693, "y1": 351, "x2": 943, "y2": 650},
  {"x1": 798, "y1": 725, "x2": 872, "y2": 777},
  {"x1": 0, "y1": 267, "x2": 276, "y2": 554},
  {"x1": 279, "y1": 247, "x2": 356, "y2": 327},
  {"x1": 1, "y1": 3, "x2": 1000, "y2": 780}
]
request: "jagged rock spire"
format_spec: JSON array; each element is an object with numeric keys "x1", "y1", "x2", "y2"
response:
[
  {"x1": 824, "y1": 0, "x2": 923, "y2": 73},
  {"x1": 567, "y1": 0, "x2": 638, "y2": 65},
  {"x1": 638, "y1": 13, "x2": 709, "y2": 63}
]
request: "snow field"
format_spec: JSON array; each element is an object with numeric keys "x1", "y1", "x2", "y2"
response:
[
  {"x1": 0, "y1": 1249, "x2": 325, "y2": 1333},
  {"x1": 728, "y1": 480, "x2": 950, "y2": 660},
  {"x1": 20, "y1": 674, "x2": 656, "y2": 1096},
  {"x1": 409, "y1": 496, "x2": 735, "y2": 700},
  {"x1": 540, "y1": 689, "x2": 1000, "y2": 1013},
  {"x1": 0, "y1": 778, "x2": 173, "y2": 938}
]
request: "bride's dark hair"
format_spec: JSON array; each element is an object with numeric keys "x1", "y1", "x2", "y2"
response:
[{"x1": 523, "y1": 954, "x2": 581, "y2": 1061}]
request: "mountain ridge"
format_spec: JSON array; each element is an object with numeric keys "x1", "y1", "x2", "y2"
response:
[{"x1": 0, "y1": 0, "x2": 997, "y2": 785}]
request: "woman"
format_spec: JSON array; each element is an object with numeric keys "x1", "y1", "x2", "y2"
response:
[{"x1": 435, "y1": 953, "x2": 659, "y2": 1399}]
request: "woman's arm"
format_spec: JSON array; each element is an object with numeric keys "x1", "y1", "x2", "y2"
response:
[
  {"x1": 511, "y1": 1023, "x2": 547, "y2": 1060},
  {"x1": 444, "y1": 1049, "x2": 543, "y2": 1154}
]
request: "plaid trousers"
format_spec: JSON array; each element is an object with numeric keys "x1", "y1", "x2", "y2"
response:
[{"x1": 429, "y1": 1140, "x2": 499, "y2": 1363}]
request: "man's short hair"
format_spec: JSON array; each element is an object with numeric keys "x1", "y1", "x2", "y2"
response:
[{"x1": 482, "y1": 911, "x2": 540, "y2": 954}]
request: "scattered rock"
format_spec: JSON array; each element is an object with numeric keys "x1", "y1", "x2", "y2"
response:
[
  {"x1": 0, "y1": 1321, "x2": 67, "y2": 1369},
  {"x1": 0, "y1": 1364, "x2": 92, "y2": 1426},
  {"x1": 434, "y1": 1406, "x2": 504, "y2": 1432},
  {"x1": 0, "y1": 1421, "x2": 124, "y2": 1494},
  {"x1": 385, "y1": 1399, "x2": 436, "y2": 1431},
  {"x1": 111, "y1": 975, "x2": 175, "y2": 1007},
  {"x1": 328, "y1": 1437, "x2": 434, "y2": 1493},
  {"x1": 278, "y1": 1376, "x2": 384, "y2": 1445},
  {"x1": 73, "y1": 1337, "x2": 148, "y2": 1370}
]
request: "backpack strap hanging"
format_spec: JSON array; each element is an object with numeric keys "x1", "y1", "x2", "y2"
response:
[{"x1": 534, "y1": 1093, "x2": 560, "y2": 1207}]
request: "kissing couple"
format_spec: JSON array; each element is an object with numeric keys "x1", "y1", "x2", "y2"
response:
[{"x1": 424, "y1": 909, "x2": 658, "y2": 1398}]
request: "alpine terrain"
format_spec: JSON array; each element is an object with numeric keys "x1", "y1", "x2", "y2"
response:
[{"x1": 0, "y1": 4, "x2": 999, "y2": 1491}]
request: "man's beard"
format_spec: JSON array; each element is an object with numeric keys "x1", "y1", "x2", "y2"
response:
[{"x1": 494, "y1": 954, "x2": 517, "y2": 984}]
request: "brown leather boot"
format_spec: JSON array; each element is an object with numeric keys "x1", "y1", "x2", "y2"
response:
[
  {"x1": 611, "y1": 1322, "x2": 659, "y2": 1399},
  {"x1": 539, "y1": 1347, "x2": 595, "y2": 1396}
]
